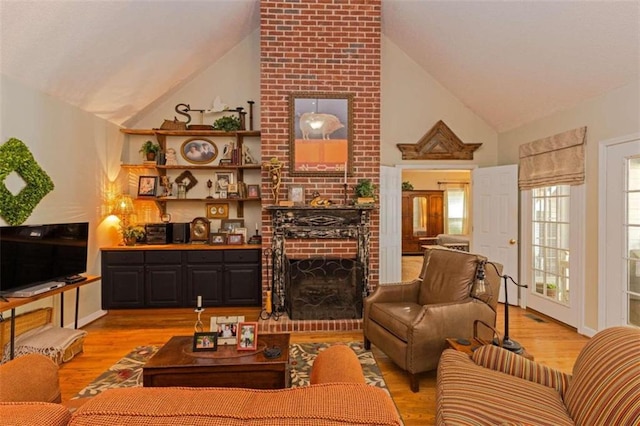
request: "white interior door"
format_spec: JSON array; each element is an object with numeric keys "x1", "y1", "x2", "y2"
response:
[
  {"x1": 472, "y1": 165, "x2": 519, "y2": 304},
  {"x1": 600, "y1": 135, "x2": 640, "y2": 328},
  {"x1": 379, "y1": 165, "x2": 402, "y2": 283}
]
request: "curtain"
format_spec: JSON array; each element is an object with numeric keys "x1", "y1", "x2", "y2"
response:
[
  {"x1": 439, "y1": 183, "x2": 469, "y2": 235},
  {"x1": 518, "y1": 126, "x2": 587, "y2": 190}
]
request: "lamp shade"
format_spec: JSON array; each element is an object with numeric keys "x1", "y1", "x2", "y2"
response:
[{"x1": 113, "y1": 194, "x2": 134, "y2": 217}]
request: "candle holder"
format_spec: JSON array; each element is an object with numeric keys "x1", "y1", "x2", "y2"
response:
[
  {"x1": 194, "y1": 308, "x2": 205, "y2": 332},
  {"x1": 343, "y1": 182, "x2": 349, "y2": 205}
]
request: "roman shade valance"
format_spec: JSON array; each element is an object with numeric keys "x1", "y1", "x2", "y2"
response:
[{"x1": 518, "y1": 126, "x2": 587, "y2": 190}]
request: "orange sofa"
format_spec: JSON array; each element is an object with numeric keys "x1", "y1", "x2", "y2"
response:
[{"x1": 1, "y1": 344, "x2": 402, "y2": 426}]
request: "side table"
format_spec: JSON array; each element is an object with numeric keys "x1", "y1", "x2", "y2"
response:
[{"x1": 445, "y1": 337, "x2": 534, "y2": 361}]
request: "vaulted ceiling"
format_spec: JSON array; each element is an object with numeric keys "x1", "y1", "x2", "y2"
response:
[{"x1": 1, "y1": 1, "x2": 638, "y2": 132}]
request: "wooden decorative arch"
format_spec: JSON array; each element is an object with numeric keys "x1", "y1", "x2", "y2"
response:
[{"x1": 396, "y1": 120, "x2": 482, "y2": 160}]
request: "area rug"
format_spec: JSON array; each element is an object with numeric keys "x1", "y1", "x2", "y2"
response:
[{"x1": 73, "y1": 341, "x2": 387, "y2": 399}]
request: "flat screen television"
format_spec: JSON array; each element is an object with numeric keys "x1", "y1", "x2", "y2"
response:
[{"x1": 0, "y1": 222, "x2": 89, "y2": 296}]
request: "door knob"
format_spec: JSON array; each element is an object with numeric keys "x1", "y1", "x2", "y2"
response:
[{"x1": 509, "y1": 239, "x2": 517, "y2": 245}]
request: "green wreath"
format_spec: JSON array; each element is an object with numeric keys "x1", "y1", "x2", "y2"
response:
[{"x1": 0, "y1": 138, "x2": 55, "y2": 225}]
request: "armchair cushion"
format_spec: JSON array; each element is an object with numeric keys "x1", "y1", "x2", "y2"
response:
[
  {"x1": 367, "y1": 302, "x2": 424, "y2": 342},
  {"x1": 418, "y1": 248, "x2": 479, "y2": 305},
  {"x1": 472, "y1": 344, "x2": 572, "y2": 399},
  {"x1": 437, "y1": 349, "x2": 574, "y2": 426}
]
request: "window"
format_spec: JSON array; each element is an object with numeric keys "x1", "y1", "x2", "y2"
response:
[
  {"x1": 626, "y1": 157, "x2": 640, "y2": 326},
  {"x1": 531, "y1": 185, "x2": 570, "y2": 304},
  {"x1": 442, "y1": 184, "x2": 469, "y2": 235}
]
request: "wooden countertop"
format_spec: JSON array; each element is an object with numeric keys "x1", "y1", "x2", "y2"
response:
[
  {"x1": 101, "y1": 244, "x2": 262, "y2": 251},
  {"x1": 0, "y1": 275, "x2": 101, "y2": 312}
]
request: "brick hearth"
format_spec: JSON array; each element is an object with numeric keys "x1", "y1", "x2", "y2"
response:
[{"x1": 258, "y1": 314, "x2": 363, "y2": 334}]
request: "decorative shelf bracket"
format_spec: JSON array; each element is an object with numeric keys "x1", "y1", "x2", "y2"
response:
[{"x1": 396, "y1": 120, "x2": 482, "y2": 160}]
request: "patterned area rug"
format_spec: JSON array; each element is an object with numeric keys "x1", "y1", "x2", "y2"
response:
[{"x1": 74, "y1": 341, "x2": 387, "y2": 399}]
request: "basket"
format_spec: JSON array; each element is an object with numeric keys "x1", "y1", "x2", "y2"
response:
[
  {"x1": 160, "y1": 118, "x2": 187, "y2": 130},
  {"x1": 0, "y1": 307, "x2": 53, "y2": 358}
]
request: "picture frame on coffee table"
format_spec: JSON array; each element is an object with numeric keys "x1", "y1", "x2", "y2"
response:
[
  {"x1": 237, "y1": 322, "x2": 258, "y2": 351},
  {"x1": 210, "y1": 316, "x2": 244, "y2": 346},
  {"x1": 193, "y1": 332, "x2": 218, "y2": 352}
]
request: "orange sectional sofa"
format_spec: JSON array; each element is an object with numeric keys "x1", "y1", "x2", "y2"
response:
[{"x1": 1, "y1": 344, "x2": 402, "y2": 425}]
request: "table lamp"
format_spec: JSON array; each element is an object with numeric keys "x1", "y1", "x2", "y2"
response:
[{"x1": 473, "y1": 260, "x2": 528, "y2": 354}]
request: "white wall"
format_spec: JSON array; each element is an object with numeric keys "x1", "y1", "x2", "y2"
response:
[
  {"x1": 0, "y1": 74, "x2": 122, "y2": 326},
  {"x1": 381, "y1": 36, "x2": 499, "y2": 167},
  {"x1": 123, "y1": 29, "x2": 262, "y2": 228},
  {"x1": 498, "y1": 79, "x2": 640, "y2": 331}
]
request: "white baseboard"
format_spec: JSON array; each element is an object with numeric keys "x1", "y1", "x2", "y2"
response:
[{"x1": 63, "y1": 309, "x2": 108, "y2": 329}]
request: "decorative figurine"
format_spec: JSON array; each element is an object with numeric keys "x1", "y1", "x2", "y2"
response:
[
  {"x1": 264, "y1": 158, "x2": 283, "y2": 204},
  {"x1": 309, "y1": 191, "x2": 332, "y2": 206}
]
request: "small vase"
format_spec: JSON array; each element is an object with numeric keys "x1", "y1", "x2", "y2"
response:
[{"x1": 124, "y1": 237, "x2": 137, "y2": 246}]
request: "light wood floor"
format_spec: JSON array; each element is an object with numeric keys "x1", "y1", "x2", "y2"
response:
[{"x1": 58, "y1": 258, "x2": 590, "y2": 425}]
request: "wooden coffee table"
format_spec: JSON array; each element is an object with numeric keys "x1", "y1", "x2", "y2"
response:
[{"x1": 143, "y1": 333, "x2": 290, "y2": 389}]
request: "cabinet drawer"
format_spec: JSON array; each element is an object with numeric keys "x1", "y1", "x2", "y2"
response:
[
  {"x1": 103, "y1": 251, "x2": 144, "y2": 264},
  {"x1": 224, "y1": 249, "x2": 260, "y2": 263},
  {"x1": 187, "y1": 251, "x2": 223, "y2": 263},
  {"x1": 145, "y1": 251, "x2": 182, "y2": 264}
]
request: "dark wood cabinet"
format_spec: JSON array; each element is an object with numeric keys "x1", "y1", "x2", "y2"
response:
[
  {"x1": 145, "y1": 251, "x2": 183, "y2": 307},
  {"x1": 101, "y1": 247, "x2": 261, "y2": 309},
  {"x1": 102, "y1": 251, "x2": 145, "y2": 308},
  {"x1": 402, "y1": 190, "x2": 444, "y2": 254}
]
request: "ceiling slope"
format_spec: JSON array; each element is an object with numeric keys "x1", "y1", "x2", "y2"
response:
[{"x1": 2, "y1": 0, "x2": 638, "y2": 132}]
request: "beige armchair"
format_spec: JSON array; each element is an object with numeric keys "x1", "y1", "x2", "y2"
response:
[{"x1": 363, "y1": 246, "x2": 502, "y2": 392}]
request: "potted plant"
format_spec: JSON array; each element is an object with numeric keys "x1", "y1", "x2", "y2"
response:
[
  {"x1": 139, "y1": 140, "x2": 161, "y2": 161},
  {"x1": 354, "y1": 179, "x2": 377, "y2": 204},
  {"x1": 122, "y1": 225, "x2": 145, "y2": 246},
  {"x1": 212, "y1": 115, "x2": 242, "y2": 131},
  {"x1": 402, "y1": 181, "x2": 414, "y2": 191},
  {"x1": 546, "y1": 283, "x2": 558, "y2": 299}
]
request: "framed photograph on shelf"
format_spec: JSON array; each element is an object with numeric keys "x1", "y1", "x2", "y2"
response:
[
  {"x1": 234, "y1": 227, "x2": 247, "y2": 242},
  {"x1": 210, "y1": 316, "x2": 244, "y2": 346},
  {"x1": 227, "y1": 233, "x2": 244, "y2": 245},
  {"x1": 137, "y1": 176, "x2": 158, "y2": 197},
  {"x1": 289, "y1": 92, "x2": 353, "y2": 177},
  {"x1": 227, "y1": 183, "x2": 239, "y2": 197},
  {"x1": 237, "y1": 322, "x2": 258, "y2": 351},
  {"x1": 206, "y1": 203, "x2": 229, "y2": 219},
  {"x1": 214, "y1": 172, "x2": 233, "y2": 192},
  {"x1": 209, "y1": 233, "x2": 226, "y2": 245},
  {"x1": 288, "y1": 185, "x2": 305, "y2": 205},
  {"x1": 180, "y1": 138, "x2": 218, "y2": 165},
  {"x1": 220, "y1": 219, "x2": 244, "y2": 232},
  {"x1": 247, "y1": 184, "x2": 260, "y2": 198},
  {"x1": 193, "y1": 332, "x2": 218, "y2": 352}
]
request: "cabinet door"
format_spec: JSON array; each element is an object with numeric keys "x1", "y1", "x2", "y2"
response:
[
  {"x1": 186, "y1": 265, "x2": 224, "y2": 306},
  {"x1": 427, "y1": 192, "x2": 444, "y2": 237},
  {"x1": 224, "y1": 264, "x2": 261, "y2": 306},
  {"x1": 102, "y1": 265, "x2": 145, "y2": 309},
  {"x1": 145, "y1": 265, "x2": 183, "y2": 307}
]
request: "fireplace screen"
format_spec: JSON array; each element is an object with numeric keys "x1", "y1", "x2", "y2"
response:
[{"x1": 285, "y1": 257, "x2": 363, "y2": 320}]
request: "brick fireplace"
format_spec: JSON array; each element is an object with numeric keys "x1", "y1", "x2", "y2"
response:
[{"x1": 260, "y1": 0, "x2": 381, "y2": 332}]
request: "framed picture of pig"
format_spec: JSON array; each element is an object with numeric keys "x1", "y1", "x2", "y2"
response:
[{"x1": 289, "y1": 93, "x2": 353, "y2": 177}]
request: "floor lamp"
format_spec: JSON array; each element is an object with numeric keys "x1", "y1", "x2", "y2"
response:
[{"x1": 474, "y1": 260, "x2": 528, "y2": 354}]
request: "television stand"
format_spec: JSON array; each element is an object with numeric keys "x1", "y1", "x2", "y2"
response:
[{"x1": 0, "y1": 275, "x2": 100, "y2": 360}]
